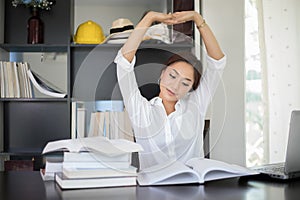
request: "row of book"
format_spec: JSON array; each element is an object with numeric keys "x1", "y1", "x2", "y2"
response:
[
  {"x1": 41, "y1": 136, "x2": 143, "y2": 189},
  {"x1": 75, "y1": 106, "x2": 134, "y2": 142},
  {"x1": 0, "y1": 61, "x2": 66, "y2": 98}
]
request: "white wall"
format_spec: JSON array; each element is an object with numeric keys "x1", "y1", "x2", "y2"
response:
[
  {"x1": 74, "y1": 0, "x2": 166, "y2": 36},
  {"x1": 262, "y1": 0, "x2": 300, "y2": 163},
  {"x1": 73, "y1": 0, "x2": 247, "y2": 165},
  {"x1": 203, "y1": 0, "x2": 246, "y2": 165}
]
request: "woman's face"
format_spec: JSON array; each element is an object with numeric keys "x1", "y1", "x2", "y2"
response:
[{"x1": 159, "y1": 61, "x2": 194, "y2": 102}]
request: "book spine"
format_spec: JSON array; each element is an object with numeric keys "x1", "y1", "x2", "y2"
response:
[
  {"x1": 0, "y1": 62, "x2": 5, "y2": 98},
  {"x1": 12, "y1": 62, "x2": 20, "y2": 98},
  {"x1": 24, "y1": 63, "x2": 33, "y2": 98},
  {"x1": 71, "y1": 102, "x2": 77, "y2": 139},
  {"x1": 76, "y1": 107, "x2": 86, "y2": 138}
]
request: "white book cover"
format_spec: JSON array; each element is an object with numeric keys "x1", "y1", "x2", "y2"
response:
[
  {"x1": 62, "y1": 161, "x2": 130, "y2": 169},
  {"x1": 62, "y1": 165, "x2": 137, "y2": 179},
  {"x1": 63, "y1": 152, "x2": 131, "y2": 163},
  {"x1": 55, "y1": 173, "x2": 137, "y2": 189},
  {"x1": 45, "y1": 160, "x2": 63, "y2": 173}
]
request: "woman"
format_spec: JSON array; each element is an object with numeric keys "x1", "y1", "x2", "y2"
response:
[{"x1": 114, "y1": 11, "x2": 226, "y2": 170}]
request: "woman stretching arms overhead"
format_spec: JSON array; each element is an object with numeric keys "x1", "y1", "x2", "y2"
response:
[{"x1": 114, "y1": 11, "x2": 226, "y2": 170}]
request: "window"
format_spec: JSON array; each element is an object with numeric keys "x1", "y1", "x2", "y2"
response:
[{"x1": 245, "y1": 0, "x2": 265, "y2": 167}]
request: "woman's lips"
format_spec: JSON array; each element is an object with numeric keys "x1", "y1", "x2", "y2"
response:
[{"x1": 166, "y1": 88, "x2": 175, "y2": 96}]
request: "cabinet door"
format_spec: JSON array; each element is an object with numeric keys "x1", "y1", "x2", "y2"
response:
[{"x1": 4, "y1": 101, "x2": 70, "y2": 153}]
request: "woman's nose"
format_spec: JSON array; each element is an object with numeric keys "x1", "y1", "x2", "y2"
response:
[{"x1": 170, "y1": 79, "x2": 180, "y2": 91}]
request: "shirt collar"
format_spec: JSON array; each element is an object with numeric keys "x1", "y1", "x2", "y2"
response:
[
  {"x1": 150, "y1": 96, "x2": 162, "y2": 106},
  {"x1": 149, "y1": 96, "x2": 184, "y2": 110}
]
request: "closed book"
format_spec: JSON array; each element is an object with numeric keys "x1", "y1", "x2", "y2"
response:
[
  {"x1": 62, "y1": 161, "x2": 130, "y2": 169},
  {"x1": 63, "y1": 166, "x2": 137, "y2": 179},
  {"x1": 63, "y1": 152, "x2": 131, "y2": 163},
  {"x1": 55, "y1": 173, "x2": 137, "y2": 189},
  {"x1": 45, "y1": 160, "x2": 63, "y2": 173},
  {"x1": 56, "y1": 184, "x2": 136, "y2": 199}
]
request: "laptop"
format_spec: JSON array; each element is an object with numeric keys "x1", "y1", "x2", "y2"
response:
[{"x1": 253, "y1": 110, "x2": 300, "y2": 179}]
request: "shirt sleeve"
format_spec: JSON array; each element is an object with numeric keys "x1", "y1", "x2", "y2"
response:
[
  {"x1": 192, "y1": 54, "x2": 227, "y2": 115},
  {"x1": 114, "y1": 49, "x2": 151, "y2": 126}
]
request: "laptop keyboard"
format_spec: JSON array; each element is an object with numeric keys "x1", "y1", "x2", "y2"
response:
[
  {"x1": 266, "y1": 166, "x2": 284, "y2": 173},
  {"x1": 255, "y1": 163, "x2": 285, "y2": 174}
]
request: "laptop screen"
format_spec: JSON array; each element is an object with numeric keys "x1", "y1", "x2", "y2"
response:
[{"x1": 285, "y1": 110, "x2": 300, "y2": 173}]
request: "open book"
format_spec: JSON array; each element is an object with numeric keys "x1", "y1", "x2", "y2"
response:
[
  {"x1": 137, "y1": 158, "x2": 258, "y2": 186},
  {"x1": 42, "y1": 136, "x2": 143, "y2": 156},
  {"x1": 27, "y1": 69, "x2": 67, "y2": 98}
]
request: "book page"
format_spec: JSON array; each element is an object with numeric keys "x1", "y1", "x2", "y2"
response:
[
  {"x1": 185, "y1": 158, "x2": 257, "y2": 182},
  {"x1": 137, "y1": 160, "x2": 200, "y2": 186}
]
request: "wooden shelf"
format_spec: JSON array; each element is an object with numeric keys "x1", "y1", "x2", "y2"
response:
[
  {"x1": 0, "y1": 98, "x2": 68, "y2": 102},
  {"x1": 70, "y1": 41, "x2": 194, "y2": 49},
  {"x1": 0, "y1": 44, "x2": 68, "y2": 52}
]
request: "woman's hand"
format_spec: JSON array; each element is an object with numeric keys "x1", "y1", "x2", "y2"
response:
[
  {"x1": 170, "y1": 11, "x2": 224, "y2": 60},
  {"x1": 142, "y1": 11, "x2": 173, "y2": 26},
  {"x1": 122, "y1": 11, "x2": 173, "y2": 62},
  {"x1": 171, "y1": 11, "x2": 204, "y2": 27}
]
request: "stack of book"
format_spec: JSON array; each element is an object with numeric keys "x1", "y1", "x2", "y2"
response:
[
  {"x1": 41, "y1": 153, "x2": 63, "y2": 181},
  {"x1": 41, "y1": 136, "x2": 143, "y2": 189}
]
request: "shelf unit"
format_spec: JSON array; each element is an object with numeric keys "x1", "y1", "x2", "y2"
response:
[
  {"x1": 0, "y1": 0, "x2": 197, "y2": 171},
  {"x1": 0, "y1": 0, "x2": 73, "y2": 171}
]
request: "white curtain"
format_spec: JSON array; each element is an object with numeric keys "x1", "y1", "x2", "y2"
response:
[{"x1": 258, "y1": 0, "x2": 300, "y2": 163}]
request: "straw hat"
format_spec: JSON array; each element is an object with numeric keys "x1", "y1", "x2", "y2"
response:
[{"x1": 103, "y1": 18, "x2": 134, "y2": 44}]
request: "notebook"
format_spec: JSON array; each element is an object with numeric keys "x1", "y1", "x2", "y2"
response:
[{"x1": 253, "y1": 110, "x2": 300, "y2": 179}]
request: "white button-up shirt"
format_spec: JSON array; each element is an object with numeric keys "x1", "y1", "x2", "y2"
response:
[{"x1": 115, "y1": 50, "x2": 226, "y2": 170}]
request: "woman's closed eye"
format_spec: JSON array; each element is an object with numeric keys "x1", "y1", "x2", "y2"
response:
[
  {"x1": 169, "y1": 73, "x2": 176, "y2": 79},
  {"x1": 182, "y1": 82, "x2": 190, "y2": 87}
]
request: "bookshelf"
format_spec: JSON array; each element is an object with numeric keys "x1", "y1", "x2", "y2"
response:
[
  {"x1": 0, "y1": 0, "x2": 73, "y2": 171},
  {"x1": 0, "y1": 0, "x2": 197, "y2": 171}
]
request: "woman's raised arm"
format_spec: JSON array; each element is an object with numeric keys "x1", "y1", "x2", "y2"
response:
[
  {"x1": 121, "y1": 11, "x2": 173, "y2": 63},
  {"x1": 172, "y1": 11, "x2": 224, "y2": 60}
]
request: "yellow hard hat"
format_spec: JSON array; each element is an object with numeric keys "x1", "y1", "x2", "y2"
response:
[{"x1": 74, "y1": 20, "x2": 105, "y2": 44}]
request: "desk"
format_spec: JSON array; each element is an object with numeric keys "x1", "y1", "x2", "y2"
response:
[{"x1": 0, "y1": 171, "x2": 299, "y2": 200}]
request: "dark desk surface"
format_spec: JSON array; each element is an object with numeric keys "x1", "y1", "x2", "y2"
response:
[{"x1": 1, "y1": 171, "x2": 300, "y2": 200}]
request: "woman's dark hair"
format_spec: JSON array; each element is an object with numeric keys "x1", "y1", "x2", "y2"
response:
[{"x1": 164, "y1": 52, "x2": 203, "y2": 91}]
